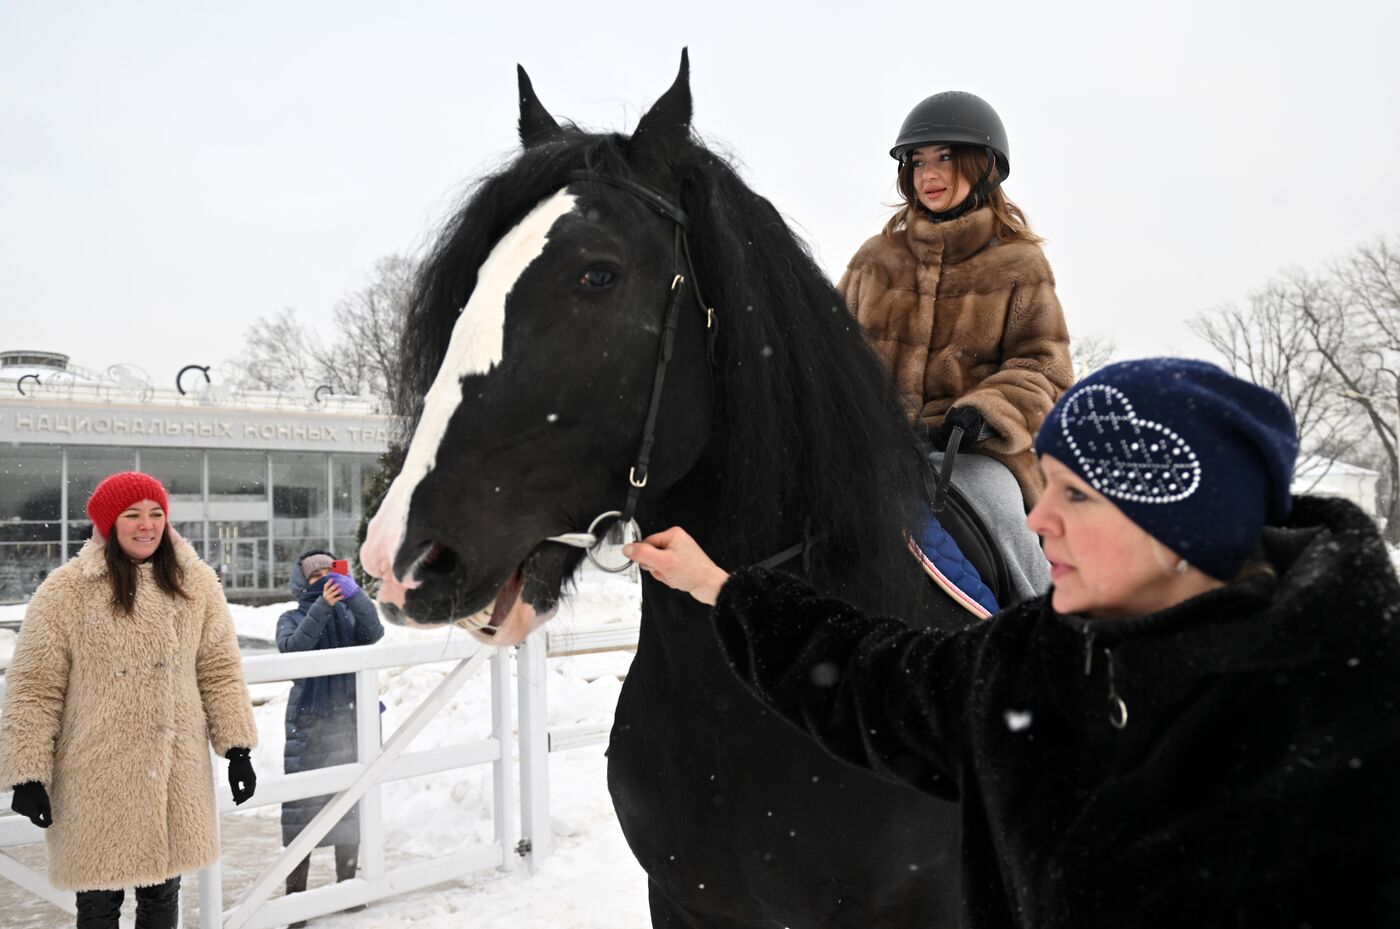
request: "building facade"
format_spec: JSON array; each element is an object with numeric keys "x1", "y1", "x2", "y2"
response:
[{"x1": 0, "y1": 352, "x2": 391, "y2": 602}]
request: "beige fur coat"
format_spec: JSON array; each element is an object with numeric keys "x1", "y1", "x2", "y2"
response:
[
  {"x1": 0, "y1": 535, "x2": 257, "y2": 891},
  {"x1": 838, "y1": 205, "x2": 1073, "y2": 504}
]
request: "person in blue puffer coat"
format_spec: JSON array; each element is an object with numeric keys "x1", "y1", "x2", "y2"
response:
[{"x1": 276, "y1": 549, "x2": 383, "y2": 918}]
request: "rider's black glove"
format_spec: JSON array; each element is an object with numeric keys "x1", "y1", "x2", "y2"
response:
[
  {"x1": 11, "y1": 781, "x2": 52, "y2": 828},
  {"x1": 227, "y1": 748, "x2": 256, "y2": 805},
  {"x1": 926, "y1": 406, "x2": 988, "y2": 450}
]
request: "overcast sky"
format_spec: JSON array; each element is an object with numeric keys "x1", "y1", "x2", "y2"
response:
[{"x1": 3, "y1": 1, "x2": 1398, "y2": 389}]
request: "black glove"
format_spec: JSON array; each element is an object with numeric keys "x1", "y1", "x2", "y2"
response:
[
  {"x1": 11, "y1": 781, "x2": 52, "y2": 828},
  {"x1": 926, "y1": 406, "x2": 987, "y2": 450},
  {"x1": 226, "y1": 748, "x2": 256, "y2": 805}
]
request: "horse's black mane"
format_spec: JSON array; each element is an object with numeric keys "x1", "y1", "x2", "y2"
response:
[{"x1": 399, "y1": 127, "x2": 939, "y2": 618}]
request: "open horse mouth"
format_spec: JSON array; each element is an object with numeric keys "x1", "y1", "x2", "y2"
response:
[{"x1": 367, "y1": 534, "x2": 581, "y2": 648}]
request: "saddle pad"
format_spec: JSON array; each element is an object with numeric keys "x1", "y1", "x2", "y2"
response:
[{"x1": 909, "y1": 510, "x2": 999, "y2": 619}]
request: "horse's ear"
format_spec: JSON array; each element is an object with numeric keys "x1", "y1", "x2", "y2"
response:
[
  {"x1": 517, "y1": 64, "x2": 561, "y2": 148},
  {"x1": 631, "y1": 48, "x2": 692, "y2": 150}
]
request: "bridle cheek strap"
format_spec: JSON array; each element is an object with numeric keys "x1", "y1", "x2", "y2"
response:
[
  {"x1": 565, "y1": 171, "x2": 717, "y2": 528},
  {"x1": 622, "y1": 259, "x2": 688, "y2": 525},
  {"x1": 547, "y1": 172, "x2": 817, "y2": 577}
]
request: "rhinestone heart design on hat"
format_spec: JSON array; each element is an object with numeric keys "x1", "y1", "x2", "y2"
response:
[{"x1": 1058, "y1": 384, "x2": 1201, "y2": 505}]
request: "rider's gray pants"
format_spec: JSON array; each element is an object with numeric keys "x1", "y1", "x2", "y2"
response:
[{"x1": 927, "y1": 450, "x2": 1051, "y2": 606}]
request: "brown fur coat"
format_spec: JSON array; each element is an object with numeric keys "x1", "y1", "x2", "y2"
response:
[
  {"x1": 0, "y1": 535, "x2": 257, "y2": 891},
  {"x1": 838, "y1": 206, "x2": 1073, "y2": 504}
]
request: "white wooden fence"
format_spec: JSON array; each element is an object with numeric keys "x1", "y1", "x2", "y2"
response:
[{"x1": 0, "y1": 615, "x2": 640, "y2": 928}]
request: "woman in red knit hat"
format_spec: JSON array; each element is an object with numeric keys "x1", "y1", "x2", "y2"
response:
[{"x1": 0, "y1": 470, "x2": 259, "y2": 929}]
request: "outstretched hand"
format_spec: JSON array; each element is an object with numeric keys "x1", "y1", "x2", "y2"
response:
[{"x1": 623, "y1": 526, "x2": 730, "y2": 606}]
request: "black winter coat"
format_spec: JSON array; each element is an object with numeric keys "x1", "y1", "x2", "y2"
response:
[
  {"x1": 276, "y1": 559, "x2": 384, "y2": 848},
  {"x1": 712, "y1": 496, "x2": 1400, "y2": 928}
]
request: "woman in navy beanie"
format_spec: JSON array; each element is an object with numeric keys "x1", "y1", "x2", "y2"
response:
[{"x1": 626, "y1": 358, "x2": 1400, "y2": 928}]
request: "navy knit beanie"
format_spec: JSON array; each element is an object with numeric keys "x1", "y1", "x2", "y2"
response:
[{"x1": 1034, "y1": 358, "x2": 1299, "y2": 580}]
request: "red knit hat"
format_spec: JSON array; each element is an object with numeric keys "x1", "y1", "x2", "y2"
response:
[{"x1": 86, "y1": 471, "x2": 171, "y2": 536}]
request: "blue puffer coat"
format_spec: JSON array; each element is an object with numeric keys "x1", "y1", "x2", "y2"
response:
[{"x1": 276, "y1": 549, "x2": 384, "y2": 848}]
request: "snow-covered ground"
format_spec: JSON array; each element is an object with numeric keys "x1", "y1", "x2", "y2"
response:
[{"x1": 0, "y1": 566, "x2": 653, "y2": 929}]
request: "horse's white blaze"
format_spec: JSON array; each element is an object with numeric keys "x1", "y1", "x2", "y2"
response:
[{"x1": 361, "y1": 190, "x2": 579, "y2": 586}]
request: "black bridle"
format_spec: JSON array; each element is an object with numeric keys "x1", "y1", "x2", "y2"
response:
[
  {"x1": 560, "y1": 171, "x2": 821, "y2": 574},
  {"x1": 566, "y1": 170, "x2": 717, "y2": 526}
]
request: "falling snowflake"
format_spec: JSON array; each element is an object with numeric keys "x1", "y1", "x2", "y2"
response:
[{"x1": 1003, "y1": 709, "x2": 1033, "y2": 732}]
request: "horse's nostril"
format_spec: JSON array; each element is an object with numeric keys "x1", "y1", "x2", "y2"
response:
[{"x1": 419, "y1": 541, "x2": 458, "y2": 577}]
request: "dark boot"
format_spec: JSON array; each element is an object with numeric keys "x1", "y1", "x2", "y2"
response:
[
  {"x1": 75, "y1": 888, "x2": 124, "y2": 929},
  {"x1": 335, "y1": 845, "x2": 366, "y2": 912},
  {"x1": 285, "y1": 856, "x2": 311, "y2": 928},
  {"x1": 133, "y1": 877, "x2": 180, "y2": 929}
]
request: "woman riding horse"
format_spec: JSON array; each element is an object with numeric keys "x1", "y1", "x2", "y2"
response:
[{"x1": 844, "y1": 91, "x2": 1073, "y2": 602}]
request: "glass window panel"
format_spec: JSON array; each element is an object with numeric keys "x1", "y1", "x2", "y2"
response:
[
  {"x1": 272, "y1": 453, "x2": 328, "y2": 518},
  {"x1": 209, "y1": 522, "x2": 268, "y2": 591},
  {"x1": 0, "y1": 522, "x2": 62, "y2": 543},
  {"x1": 66, "y1": 446, "x2": 137, "y2": 520},
  {"x1": 332, "y1": 453, "x2": 384, "y2": 540},
  {"x1": 208, "y1": 451, "x2": 266, "y2": 525},
  {"x1": 0, "y1": 445, "x2": 62, "y2": 522},
  {"x1": 0, "y1": 543, "x2": 64, "y2": 602},
  {"x1": 67, "y1": 521, "x2": 97, "y2": 547},
  {"x1": 208, "y1": 451, "x2": 266, "y2": 498},
  {"x1": 171, "y1": 521, "x2": 204, "y2": 561},
  {"x1": 140, "y1": 448, "x2": 203, "y2": 496}
]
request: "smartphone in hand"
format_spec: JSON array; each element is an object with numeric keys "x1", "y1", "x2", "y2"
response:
[{"x1": 332, "y1": 559, "x2": 350, "y2": 576}]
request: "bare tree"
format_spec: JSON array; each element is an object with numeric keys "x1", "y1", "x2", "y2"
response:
[
  {"x1": 1193, "y1": 235, "x2": 1400, "y2": 540},
  {"x1": 315, "y1": 255, "x2": 413, "y2": 403},
  {"x1": 1305, "y1": 237, "x2": 1400, "y2": 539},
  {"x1": 1189, "y1": 272, "x2": 1363, "y2": 475},
  {"x1": 228, "y1": 256, "x2": 415, "y2": 404},
  {"x1": 1069, "y1": 333, "x2": 1116, "y2": 379},
  {"x1": 229, "y1": 306, "x2": 316, "y2": 392}
]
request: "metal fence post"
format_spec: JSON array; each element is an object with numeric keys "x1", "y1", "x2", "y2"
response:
[
  {"x1": 355, "y1": 667, "x2": 385, "y2": 880},
  {"x1": 516, "y1": 631, "x2": 550, "y2": 871},
  {"x1": 199, "y1": 748, "x2": 225, "y2": 929},
  {"x1": 490, "y1": 647, "x2": 518, "y2": 871}
]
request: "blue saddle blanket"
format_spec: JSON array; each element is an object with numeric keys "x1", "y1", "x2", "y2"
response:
[{"x1": 910, "y1": 508, "x2": 999, "y2": 618}]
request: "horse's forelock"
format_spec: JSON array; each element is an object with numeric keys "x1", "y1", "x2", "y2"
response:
[
  {"x1": 369, "y1": 188, "x2": 582, "y2": 583},
  {"x1": 397, "y1": 133, "x2": 635, "y2": 434}
]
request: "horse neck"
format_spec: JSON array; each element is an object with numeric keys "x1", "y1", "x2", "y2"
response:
[{"x1": 640, "y1": 463, "x2": 933, "y2": 632}]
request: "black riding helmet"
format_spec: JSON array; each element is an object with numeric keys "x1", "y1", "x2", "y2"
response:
[{"x1": 889, "y1": 90, "x2": 1011, "y2": 183}]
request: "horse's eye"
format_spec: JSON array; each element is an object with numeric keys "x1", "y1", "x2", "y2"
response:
[{"x1": 579, "y1": 266, "x2": 617, "y2": 289}]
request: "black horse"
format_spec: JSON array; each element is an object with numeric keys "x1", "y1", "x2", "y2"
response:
[{"x1": 361, "y1": 52, "x2": 980, "y2": 927}]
